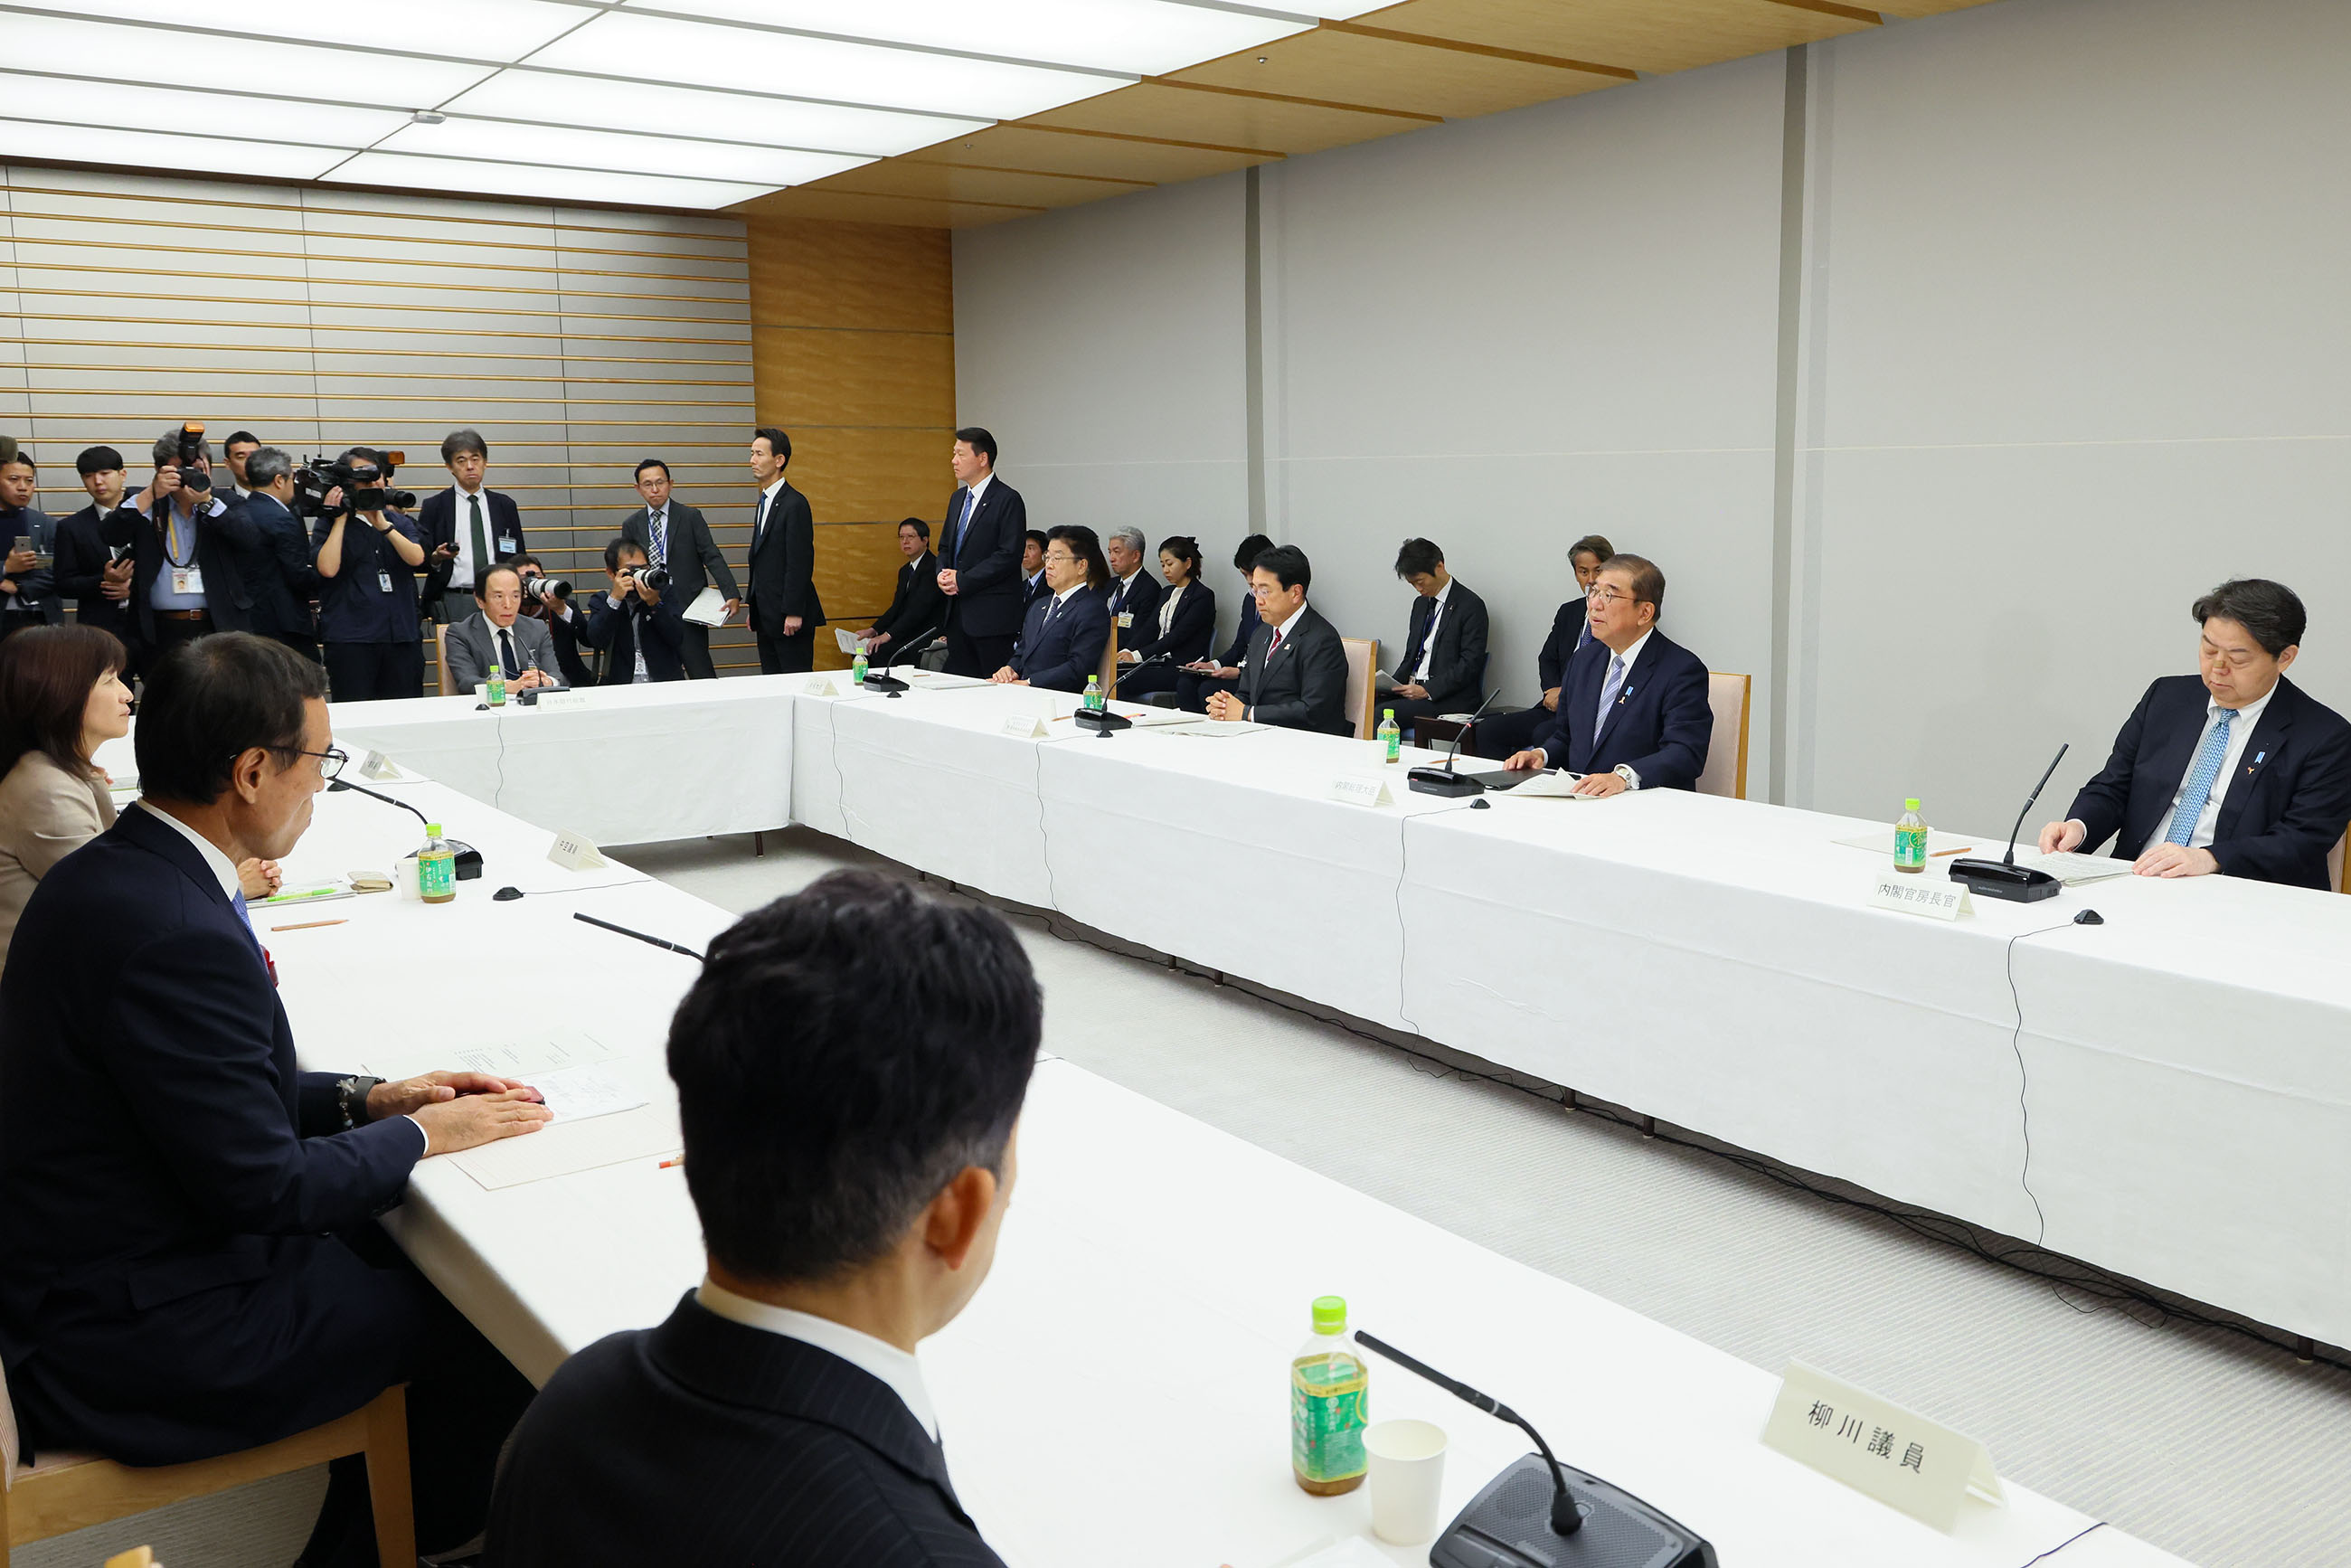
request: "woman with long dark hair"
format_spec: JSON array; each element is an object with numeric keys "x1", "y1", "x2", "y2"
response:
[{"x1": 1115, "y1": 534, "x2": 1216, "y2": 700}]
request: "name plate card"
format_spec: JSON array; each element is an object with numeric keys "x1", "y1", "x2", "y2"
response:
[
  {"x1": 1761, "y1": 1362, "x2": 2003, "y2": 1532},
  {"x1": 531, "y1": 690, "x2": 589, "y2": 713},
  {"x1": 1868, "y1": 870, "x2": 1969, "y2": 921},
  {"x1": 1328, "y1": 773, "x2": 1395, "y2": 808},
  {"x1": 547, "y1": 828, "x2": 608, "y2": 873},
  {"x1": 803, "y1": 675, "x2": 840, "y2": 697},
  {"x1": 355, "y1": 748, "x2": 402, "y2": 782},
  {"x1": 1002, "y1": 713, "x2": 1050, "y2": 739}
]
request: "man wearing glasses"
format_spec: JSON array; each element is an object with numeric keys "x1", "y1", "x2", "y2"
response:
[
  {"x1": 1502, "y1": 553, "x2": 1714, "y2": 794},
  {"x1": 0, "y1": 633, "x2": 552, "y2": 1563}
]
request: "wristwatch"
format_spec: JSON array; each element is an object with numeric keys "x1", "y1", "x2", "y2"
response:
[{"x1": 335, "y1": 1074, "x2": 385, "y2": 1130}]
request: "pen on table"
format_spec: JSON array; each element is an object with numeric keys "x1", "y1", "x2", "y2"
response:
[
  {"x1": 271, "y1": 918, "x2": 347, "y2": 931},
  {"x1": 658, "y1": 1153, "x2": 685, "y2": 1169},
  {"x1": 1931, "y1": 846, "x2": 1974, "y2": 857}
]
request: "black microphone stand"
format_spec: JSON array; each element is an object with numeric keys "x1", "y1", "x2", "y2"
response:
[
  {"x1": 1407, "y1": 690, "x2": 1502, "y2": 797},
  {"x1": 1075, "y1": 650, "x2": 1174, "y2": 734},
  {"x1": 858, "y1": 624, "x2": 939, "y2": 695},
  {"x1": 330, "y1": 778, "x2": 484, "y2": 881},
  {"x1": 1950, "y1": 742, "x2": 2069, "y2": 902}
]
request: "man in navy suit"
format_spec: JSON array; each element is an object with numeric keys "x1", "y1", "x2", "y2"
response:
[
  {"x1": 1101, "y1": 525, "x2": 1163, "y2": 655},
  {"x1": 0, "y1": 633, "x2": 551, "y2": 1560},
  {"x1": 1207, "y1": 544, "x2": 1352, "y2": 735},
  {"x1": 745, "y1": 427, "x2": 825, "y2": 674},
  {"x1": 582, "y1": 537, "x2": 689, "y2": 684},
  {"x1": 419, "y1": 428, "x2": 526, "y2": 624},
  {"x1": 2040, "y1": 579, "x2": 2351, "y2": 889},
  {"x1": 1376, "y1": 536, "x2": 1488, "y2": 740},
  {"x1": 1018, "y1": 530, "x2": 1050, "y2": 611},
  {"x1": 1474, "y1": 534, "x2": 1612, "y2": 760},
  {"x1": 991, "y1": 524, "x2": 1110, "y2": 694},
  {"x1": 234, "y1": 447, "x2": 322, "y2": 662},
  {"x1": 1504, "y1": 553, "x2": 1714, "y2": 793},
  {"x1": 487, "y1": 870, "x2": 1036, "y2": 1566},
  {"x1": 936, "y1": 428, "x2": 1028, "y2": 677}
]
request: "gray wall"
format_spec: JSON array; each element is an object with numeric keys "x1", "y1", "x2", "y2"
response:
[{"x1": 953, "y1": 0, "x2": 2351, "y2": 836}]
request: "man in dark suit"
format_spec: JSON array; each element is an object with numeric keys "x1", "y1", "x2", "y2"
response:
[
  {"x1": 1207, "y1": 543, "x2": 1352, "y2": 736},
  {"x1": 623, "y1": 457, "x2": 741, "y2": 679},
  {"x1": 120, "y1": 427, "x2": 261, "y2": 662},
  {"x1": 991, "y1": 524, "x2": 1111, "y2": 694},
  {"x1": 1018, "y1": 529, "x2": 1050, "y2": 611},
  {"x1": 52, "y1": 446, "x2": 136, "y2": 644},
  {"x1": 1504, "y1": 553, "x2": 1713, "y2": 793},
  {"x1": 233, "y1": 448, "x2": 321, "y2": 662},
  {"x1": 1176, "y1": 532, "x2": 1270, "y2": 714},
  {"x1": 419, "y1": 429, "x2": 526, "y2": 624},
  {"x1": 2039, "y1": 578, "x2": 2351, "y2": 889},
  {"x1": 581, "y1": 537, "x2": 689, "y2": 685},
  {"x1": 1377, "y1": 537, "x2": 1488, "y2": 740},
  {"x1": 445, "y1": 563, "x2": 564, "y2": 694},
  {"x1": 512, "y1": 554, "x2": 596, "y2": 689},
  {"x1": 858, "y1": 517, "x2": 946, "y2": 669},
  {"x1": 0, "y1": 447, "x2": 61, "y2": 642},
  {"x1": 936, "y1": 428, "x2": 1027, "y2": 677},
  {"x1": 0, "y1": 633, "x2": 551, "y2": 1561},
  {"x1": 1101, "y1": 525, "x2": 1163, "y2": 657},
  {"x1": 744, "y1": 427, "x2": 824, "y2": 674},
  {"x1": 1474, "y1": 533, "x2": 1613, "y2": 760},
  {"x1": 487, "y1": 870, "x2": 1037, "y2": 1567}
]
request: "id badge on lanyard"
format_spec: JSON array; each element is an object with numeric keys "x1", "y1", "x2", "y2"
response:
[
  {"x1": 170, "y1": 566, "x2": 204, "y2": 596},
  {"x1": 378, "y1": 570, "x2": 394, "y2": 593}
]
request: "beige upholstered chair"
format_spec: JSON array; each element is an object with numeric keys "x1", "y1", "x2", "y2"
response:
[
  {"x1": 1698, "y1": 672, "x2": 1751, "y2": 800},
  {"x1": 1341, "y1": 638, "x2": 1379, "y2": 740}
]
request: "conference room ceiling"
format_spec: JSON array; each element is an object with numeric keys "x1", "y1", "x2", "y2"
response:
[{"x1": 0, "y1": 0, "x2": 1996, "y2": 221}]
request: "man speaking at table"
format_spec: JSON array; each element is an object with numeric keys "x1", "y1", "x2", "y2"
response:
[
  {"x1": 0, "y1": 633, "x2": 552, "y2": 1562},
  {"x1": 1503, "y1": 553, "x2": 1714, "y2": 793},
  {"x1": 2038, "y1": 578, "x2": 2351, "y2": 887},
  {"x1": 936, "y1": 427, "x2": 1028, "y2": 678},
  {"x1": 1207, "y1": 544, "x2": 1351, "y2": 735},
  {"x1": 486, "y1": 871, "x2": 1037, "y2": 1565}
]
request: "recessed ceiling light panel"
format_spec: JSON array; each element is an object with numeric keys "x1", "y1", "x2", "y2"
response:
[
  {"x1": 333, "y1": 149, "x2": 775, "y2": 209},
  {"x1": 379, "y1": 118, "x2": 871, "y2": 186},
  {"x1": 444, "y1": 71, "x2": 985, "y2": 156},
  {"x1": 0, "y1": 118, "x2": 343, "y2": 180}
]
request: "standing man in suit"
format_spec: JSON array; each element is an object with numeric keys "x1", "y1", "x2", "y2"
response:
[
  {"x1": 1377, "y1": 537, "x2": 1488, "y2": 740},
  {"x1": 1207, "y1": 544, "x2": 1351, "y2": 736},
  {"x1": 0, "y1": 633, "x2": 551, "y2": 1563},
  {"x1": 2039, "y1": 579, "x2": 2351, "y2": 888},
  {"x1": 233, "y1": 448, "x2": 321, "y2": 663},
  {"x1": 857, "y1": 517, "x2": 945, "y2": 668},
  {"x1": 220, "y1": 430, "x2": 262, "y2": 508},
  {"x1": 1474, "y1": 534, "x2": 1612, "y2": 760},
  {"x1": 1101, "y1": 525, "x2": 1162, "y2": 657},
  {"x1": 990, "y1": 524, "x2": 1111, "y2": 694},
  {"x1": 744, "y1": 427, "x2": 823, "y2": 674},
  {"x1": 122, "y1": 426, "x2": 260, "y2": 661},
  {"x1": 487, "y1": 871, "x2": 1036, "y2": 1566},
  {"x1": 0, "y1": 448, "x2": 61, "y2": 642},
  {"x1": 419, "y1": 429, "x2": 525, "y2": 625},
  {"x1": 623, "y1": 457, "x2": 740, "y2": 680},
  {"x1": 1018, "y1": 530, "x2": 1050, "y2": 611},
  {"x1": 445, "y1": 563, "x2": 563, "y2": 694},
  {"x1": 1176, "y1": 533, "x2": 1272, "y2": 714},
  {"x1": 52, "y1": 447, "x2": 135, "y2": 643},
  {"x1": 1504, "y1": 553, "x2": 1713, "y2": 793},
  {"x1": 936, "y1": 428, "x2": 1026, "y2": 678},
  {"x1": 582, "y1": 537, "x2": 688, "y2": 685}
]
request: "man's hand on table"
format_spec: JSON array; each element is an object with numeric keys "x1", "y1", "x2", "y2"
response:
[
  {"x1": 372, "y1": 1072, "x2": 552, "y2": 1156},
  {"x1": 1205, "y1": 690, "x2": 1246, "y2": 722},
  {"x1": 2037, "y1": 818, "x2": 2087, "y2": 855},
  {"x1": 2133, "y1": 843, "x2": 2219, "y2": 878}
]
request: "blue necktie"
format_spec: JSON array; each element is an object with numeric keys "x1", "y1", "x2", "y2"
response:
[
  {"x1": 949, "y1": 489, "x2": 971, "y2": 557},
  {"x1": 2165, "y1": 707, "x2": 2235, "y2": 845},
  {"x1": 1594, "y1": 654, "x2": 1627, "y2": 743},
  {"x1": 230, "y1": 891, "x2": 266, "y2": 961}
]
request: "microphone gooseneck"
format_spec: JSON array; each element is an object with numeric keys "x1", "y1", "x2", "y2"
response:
[
  {"x1": 1354, "y1": 1330, "x2": 1582, "y2": 1536},
  {"x1": 329, "y1": 776, "x2": 430, "y2": 832},
  {"x1": 2002, "y1": 741, "x2": 2071, "y2": 865},
  {"x1": 1441, "y1": 688, "x2": 1505, "y2": 777}
]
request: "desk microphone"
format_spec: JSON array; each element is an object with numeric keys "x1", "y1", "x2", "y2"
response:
[
  {"x1": 330, "y1": 776, "x2": 427, "y2": 830},
  {"x1": 330, "y1": 778, "x2": 484, "y2": 881},
  {"x1": 860, "y1": 626, "x2": 940, "y2": 695},
  {"x1": 1075, "y1": 651, "x2": 1173, "y2": 734},
  {"x1": 1407, "y1": 690, "x2": 1501, "y2": 798},
  {"x1": 572, "y1": 912, "x2": 703, "y2": 960},
  {"x1": 1949, "y1": 741, "x2": 2068, "y2": 903}
]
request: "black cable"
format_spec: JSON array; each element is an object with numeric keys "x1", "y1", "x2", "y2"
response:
[
  {"x1": 2016, "y1": 1520, "x2": 2106, "y2": 1566},
  {"x1": 1391, "y1": 795, "x2": 1488, "y2": 1034},
  {"x1": 2003, "y1": 920, "x2": 2080, "y2": 1247}
]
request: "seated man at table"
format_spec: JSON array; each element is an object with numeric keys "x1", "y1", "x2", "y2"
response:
[
  {"x1": 1474, "y1": 534, "x2": 1612, "y2": 760},
  {"x1": 990, "y1": 524, "x2": 1110, "y2": 694},
  {"x1": 1377, "y1": 536, "x2": 1488, "y2": 741},
  {"x1": 1206, "y1": 544, "x2": 1351, "y2": 736},
  {"x1": 582, "y1": 536, "x2": 688, "y2": 685},
  {"x1": 445, "y1": 562, "x2": 562, "y2": 694},
  {"x1": 0, "y1": 632, "x2": 552, "y2": 1563},
  {"x1": 2038, "y1": 577, "x2": 2351, "y2": 888},
  {"x1": 1503, "y1": 553, "x2": 1713, "y2": 793},
  {"x1": 486, "y1": 870, "x2": 1038, "y2": 1566}
]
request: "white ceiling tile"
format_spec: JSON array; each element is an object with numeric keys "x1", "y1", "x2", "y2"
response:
[
  {"x1": 330, "y1": 150, "x2": 775, "y2": 209},
  {"x1": 1, "y1": 15, "x2": 495, "y2": 106},
  {"x1": 442, "y1": 71, "x2": 986, "y2": 156},
  {"x1": 0, "y1": 118, "x2": 344, "y2": 180},
  {"x1": 0, "y1": 72, "x2": 409, "y2": 146},
  {"x1": 377, "y1": 118, "x2": 870, "y2": 185},
  {"x1": 10, "y1": 0, "x2": 590, "y2": 60}
]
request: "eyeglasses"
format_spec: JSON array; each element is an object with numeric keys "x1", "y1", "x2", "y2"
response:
[
  {"x1": 276, "y1": 745, "x2": 348, "y2": 780},
  {"x1": 1586, "y1": 586, "x2": 1648, "y2": 608},
  {"x1": 1043, "y1": 550, "x2": 1079, "y2": 565}
]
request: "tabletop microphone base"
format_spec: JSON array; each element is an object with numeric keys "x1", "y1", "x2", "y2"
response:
[
  {"x1": 1431, "y1": 1453, "x2": 1715, "y2": 1568},
  {"x1": 1073, "y1": 708, "x2": 1132, "y2": 734},
  {"x1": 1408, "y1": 764, "x2": 1485, "y2": 797},
  {"x1": 1947, "y1": 858, "x2": 2061, "y2": 902},
  {"x1": 859, "y1": 673, "x2": 911, "y2": 693}
]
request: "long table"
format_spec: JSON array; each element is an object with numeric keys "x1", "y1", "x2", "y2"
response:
[{"x1": 256, "y1": 768, "x2": 2185, "y2": 1567}]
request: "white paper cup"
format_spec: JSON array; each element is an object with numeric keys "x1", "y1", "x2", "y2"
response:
[{"x1": 1364, "y1": 1418, "x2": 1448, "y2": 1544}]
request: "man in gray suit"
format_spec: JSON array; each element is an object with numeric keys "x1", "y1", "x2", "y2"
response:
[
  {"x1": 622, "y1": 458, "x2": 741, "y2": 680},
  {"x1": 1207, "y1": 544, "x2": 1352, "y2": 736},
  {"x1": 445, "y1": 563, "x2": 562, "y2": 693}
]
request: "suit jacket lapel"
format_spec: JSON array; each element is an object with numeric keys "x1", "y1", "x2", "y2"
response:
[
  {"x1": 2216, "y1": 680, "x2": 2298, "y2": 840},
  {"x1": 1590, "y1": 638, "x2": 1652, "y2": 753}
]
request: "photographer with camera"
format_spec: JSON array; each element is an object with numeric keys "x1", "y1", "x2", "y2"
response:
[
  {"x1": 121, "y1": 424, "x2": 262, "y2": 661},
  {"x1": 52, "y1": 448, "x2": 135, "y2": 644},
  {"x1": 509, "y1": 554, "x2": 596, "y2": 689},
  {"x1": 446, "y1": 562, "x2": 562, "y2": 694},
  {"x1": 1, "y1": 447, "x2": 60, "y2": 643},
  {"x1": 621, "y1": 458, "x2": 737, "y2": 679},
  {"x1": 235, "y1": 448, "x2": 321, "y2": 664},
  {"x1": 309, "y1": 446, "x2": 427, "y2": 701},
  {"x1": 581, "y1": 537, "x2": 686, "y2": 685}
]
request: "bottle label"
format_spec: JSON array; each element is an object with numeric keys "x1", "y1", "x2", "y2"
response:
[
  {"x1": 419, "y1": 852, "x2": 456, "y2": 901},
  {"x1": 1290, "y1": 1354, "x2": 1368, "y2": 1482},
  {"x1": 1893, "y1": 826, "x2": 1928, "y2": 868},
  {"x1": 1383, "y1": 732, "x2": 1401, "y2": 762}
]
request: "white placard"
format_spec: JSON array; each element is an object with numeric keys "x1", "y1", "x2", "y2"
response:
[
  {"x1": 1329, "y1": 773, "x2": 1395, "y2": 808},
  {"x1": 530, "y1": 689, "x2": 589, "y2": 713},
  {"x1": 1003, "y1": 713, "x2": 1049, "y2": 739},
  {"x1": 1868, "y1": 870, "x2": 1969, "y2": 921},
  {"x1": 803, "y1": 675, "x2": 840, "y2": 697},
  {"x1": 355, "y1": 747, "x2": 402, "y2": 782},
  {"x1": 547, "y1": 827, "x2": 607, "y2": 872},
  {"x1": 1761, "y1": 1362, "x2": 2003, "y2": 1532}
]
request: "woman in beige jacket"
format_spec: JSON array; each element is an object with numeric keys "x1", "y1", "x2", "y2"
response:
[{"x1": 0, "y1": 628, "x2": 276, "y2": 968}]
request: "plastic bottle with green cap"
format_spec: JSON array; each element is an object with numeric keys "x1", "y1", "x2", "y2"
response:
[
  {"x1": 1894, "y1": 798, "x2": 1928, "y2": 874},
  {"x1": 1377, "y1": 709, "x2": 1402, "y2": 763},
  {"x1": 419, "y1": 824, "x2": 458, "y2": 904},
  {"x1": 1290, "y1": 1294, "x2": 1369, "y2": 1495}
]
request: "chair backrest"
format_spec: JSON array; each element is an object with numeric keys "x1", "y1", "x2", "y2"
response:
[
  {"x1": 431, "y1": 622, "x2": 458, "y2": 698},
  {"x1": 1698, "y1": 671, "x2": 1751, "y2": 799},
  {"x1": 2332, "y1": 830, "x2": 2347, "y2": 893},
  {"x1": 3, "y1": 1353, "x2": 20, "y2": 1486},
  {"x1": 1342, "y1": 637, "x2": 1378, "y2": 740},
  {"x1": 1098, "y1": 618, "x2": 1119, "y2": 692}
]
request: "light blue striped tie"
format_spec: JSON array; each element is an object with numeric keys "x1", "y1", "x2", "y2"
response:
[
  {"x1": 1594, "y1": 654, "x2": 1627, "y2": 744},
  {"x1": 2165, "y1": 707, "x2": 2234, "y2": 845}
]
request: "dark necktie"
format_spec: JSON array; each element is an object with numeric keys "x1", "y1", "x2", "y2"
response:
[
  {"x1": 648, "y1": 509, "x2": 667, "y2": 566},
  {"x1": 467, "y1": 492, "x2": 488, "y2": 581},
  {"x1": 950, "y1": 488, "x2": 972, "y2": 557},
  {"x1": 499, "y1": 628, "x2": 519, "y2": 675}
]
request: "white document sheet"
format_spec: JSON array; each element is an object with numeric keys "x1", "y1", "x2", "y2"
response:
[
  {"x1": 684, "y1": 587, "x2": 732, "y2": 628},
  {"x1": 364, "y1": 1034, "x2": 618, "y2": 1083},
  {"x1": 834, "y1": 626, "x2": 864, "y2": 654},
  {"x1": 1498, "y1": 770, "x2": 1598, "y2": 798},
  {"x1": 450, "y1": 1100, "x2": 682, "y2": 1191},
  {"x1": 2015, "y1": 849, "x2": 2137, "y2": 884},
  {"x1": 524, "y1": 1063, "x2": 648, "y2": 1123}
]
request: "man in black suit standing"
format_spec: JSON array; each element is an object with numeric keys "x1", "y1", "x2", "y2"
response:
[
  {"x1": 582, "y1": 537, "x2": 689, "y2": 685},
  {"x1": 419, "y1": 429, "x2": 526, "y2": 625},
  {"x1": 936, "y1": 427, "x2": 1026, "y2": 678},
  {"x1": 52, "y1": 446, "x2": 136, "y2": 643},
  {"x1": 1503, "y1": 553, "x2": 1714, "y2": 793},
  {"x1": 0, "y1": 633, "x2": 551, "y2": 1563},
  {"x1": 487, "y1": 870, "x2": 1036, "y2": 1567},
  {"x1": 1475, "y1": 534, "x2": 1612, "y2": 760},
  {"x1": 2039, "y1": 578, "x2": 2351, "y2": 889},
  {"x1": 858, "y1": 516, "x2": 945, "y2": 669},
  {"x1": 1207, "y1": 543, "x2": 1352, "y2": 736},
  {"x1": 622, "y1": 457, "x2": 740, "y2": 679},
  {"x1": 232, "y1": 448, "x2": 322, "y2": 663},
  {"x1": 744, "y1": 427, "x2": 824, "y2": 674},
  {"x1": 1376, "y1": 537, "x2": 1488, "y2": 741}
]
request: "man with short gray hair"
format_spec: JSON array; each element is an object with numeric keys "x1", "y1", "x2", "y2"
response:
[
  {"x1": 123, "y1": 424, "x2": 260, "y2": 658},
  {"x1": 234, "y1": 447, "x2": 321, "y2": 661},
  {"x1": 1101, "y1": 524, "x2": 1161, "y2": 655}
]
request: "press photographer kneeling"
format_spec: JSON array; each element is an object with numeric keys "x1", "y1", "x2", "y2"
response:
[{"x1": 446, "y1": 562, "x2": 562, "y2": 695}]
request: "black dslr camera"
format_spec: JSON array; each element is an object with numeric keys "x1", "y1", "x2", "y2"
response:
[
  {"x1": 168, "y1": 421, "x2": 212, "y2": 493},
  {"x1": 290, "y1": 449, "x2": 418, "y2": 521},
  {"x1": 620, "y1": 562, "x2": 669, "y2": 594}
]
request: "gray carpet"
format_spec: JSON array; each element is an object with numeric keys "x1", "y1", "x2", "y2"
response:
[{"x1": 32, "y1": 827, "x2": 2348, "y2": 1567}]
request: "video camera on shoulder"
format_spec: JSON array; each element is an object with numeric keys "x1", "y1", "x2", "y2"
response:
[{"x1": 290, "y1": 449, "x2": 417, "y2": 521}]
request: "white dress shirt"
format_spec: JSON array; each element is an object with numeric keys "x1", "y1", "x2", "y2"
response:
[
  {"x1": 2143, "y1": 681, "x2": 2277, "y2": 853},
  {"x1": 447, "y1": 483, "x2": 498, "y2": 592},
  {"x1": 1411, "y1": 579, "x2": 1453, "y2": 684},
  {"x1": 1157, "y1": 581, "x2": 1186, "y2": 639},
  {"x1": 695, "y1": 1276, "x2": 939, "y2": 1439}
]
